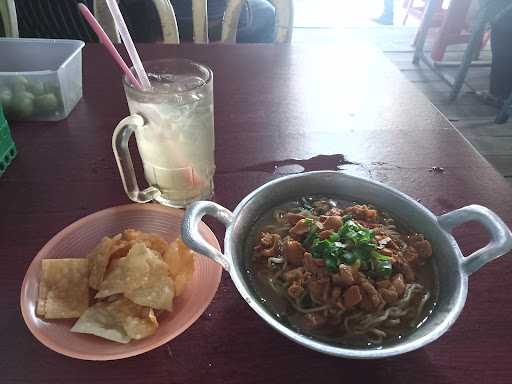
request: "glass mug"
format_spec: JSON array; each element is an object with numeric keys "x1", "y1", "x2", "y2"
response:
[{"x1": 113, "y1": 59, "x2": 215, "y2": 208}]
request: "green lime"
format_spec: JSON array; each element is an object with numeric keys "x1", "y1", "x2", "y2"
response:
[
  {"x1": 11, "y1": 90, "x2": 35, "y2": 119},
  {"x1": 34, "y1": 93, "x2": 58, "y2": 114},
  {"x1": 12, "y1": 76, "x2": 29, "y2": 93},
  {"x1": 27, "y1": 80, "x2": 46, "y2": 96},
  {"x1": 44, "y1": 81, "x2": 60, "y2": 95}
]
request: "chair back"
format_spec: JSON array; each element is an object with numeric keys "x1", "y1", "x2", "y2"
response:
[
  {"x1": 1, "y1": 0, "x2": 118, "y2": 42},
  {"x1": 153, "y1": 0, "x2": 293, "y2": 43}
]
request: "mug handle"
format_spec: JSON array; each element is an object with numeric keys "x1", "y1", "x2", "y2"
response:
[
  {"x1": 112, "y1": 114, "x2": 161, "y2": 203},
  {"x1": 437, "y1": 205, "x2": 512, "y2": 276},
  {"x1": 181, "y1": 201, "x2": 234, "y2": 271}
]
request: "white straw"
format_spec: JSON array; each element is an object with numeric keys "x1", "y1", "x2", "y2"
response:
[{"x1": 105, "y1": 0, "x2": 151, "y2": 90}]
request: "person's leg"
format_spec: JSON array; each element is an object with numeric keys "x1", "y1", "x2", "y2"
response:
[
  {"x1": 384, "y1": 0, "x2": 394, "y2": 18},
  {"x1": 165, "y1": 0, "x2": 275, "y2": 43},
  {"x1": 236, "y1": 0, "x2": 276, "y2": 43},
  {"x1": 373, "y1": 0, "x2": 394, "y2": 25},
  {"x1": 489, "y1": 6, "x2": 512, "y2": 100}
]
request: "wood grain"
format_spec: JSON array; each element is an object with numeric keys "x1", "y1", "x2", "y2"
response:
[{"x1": 1, "y1": 43, "x2": 512, "y2": 384}]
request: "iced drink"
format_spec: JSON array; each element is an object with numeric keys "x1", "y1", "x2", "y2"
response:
[{"x1": 113, "y1": 59, "x2": 214, "y2": 207}]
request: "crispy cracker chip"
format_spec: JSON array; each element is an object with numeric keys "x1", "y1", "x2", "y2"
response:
[
  {"x1": 109, "y1": 298, "x2": 158, "y2": 340},
  {"x1": 125, "y1": 273, "x2": 175, "y2": 311},
  {"x1": 71, "y1": 298, "x2": 158, "y2": 343},
  {"x1": 105, "y1": 257, "x2": 122, "y2": 277},
  {"x1": 96, "y1": 243, "x2": 175, "y2": 310},
  {"x1": 89, "y1": 231, "x2": 166, "y2": 291},
  {"x1": 122, "y1": 229, "x2": 143, "y2": 242},
  {"x1": 108, "y1": 239, "x2": 133, "y2": 261},
  {"x1": 95, "y1": 243, "x2": 152, "y2": 298},
  {"x1": 122, "y1": 229, "x2": 169, "y2": 255},
  {"x1": 87, "y1": 234, "x2": 121, "y2": 290},
  {"x1": 163, "y1": 238, "x2": 195, "y2": 296},
  {"x1": 37, "y1": 258, "x2": 89, "y2": 319},
  {"x1": 173, "y1": 274, "x2": 190, "y2": 298},
  {"x1": 71, "y1": 301, "x2": 130, "y2": 343}
]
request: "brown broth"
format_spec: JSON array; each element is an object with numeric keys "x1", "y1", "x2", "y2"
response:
[{"x1": 244, "y1": 196, "x2": 439, "y2": 347}]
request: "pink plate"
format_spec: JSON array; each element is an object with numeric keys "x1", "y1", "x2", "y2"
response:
[{"x1": 20, "y1": 204, "x2": 222, "y2": 360}]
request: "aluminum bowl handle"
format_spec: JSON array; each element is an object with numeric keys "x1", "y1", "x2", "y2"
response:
[
  {"x1": 438, "y1": 205, "x2": 512, "y2": 276},
  {"x1": 181, "y1": 201, "x2": 234, "y2": 271}
]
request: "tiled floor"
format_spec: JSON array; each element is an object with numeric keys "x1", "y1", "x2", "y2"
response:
[{"x1": 291, "y1": 1, "x2": 512, "y2": 185}]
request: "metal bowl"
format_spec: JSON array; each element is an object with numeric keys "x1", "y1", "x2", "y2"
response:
[{"x1": 181, "y1": 171, "x2": 512, "y2": 358}]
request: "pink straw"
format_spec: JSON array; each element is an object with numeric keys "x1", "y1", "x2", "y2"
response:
[
  {"x1": 78, "y1": 3, "x2": 142, "y2": 90},
  {"x1": 79, "y1": 3, "x2": 206, "y2": 190}
]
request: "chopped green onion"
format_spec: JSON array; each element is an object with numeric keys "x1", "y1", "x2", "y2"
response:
[
  {"x1": 306, "y1": 216, "x2": 394, "y2": 278},
  {"x1": 328, "y1": 232, "x2": 340, "y2": 242},
  {"x1": 325, "y1": 257, "x2": 338, "y2": 272},
  {"x1": 342, "y1": 251, "x2": 357, "y2": 265},
  {"x1": 341, "y1": 214, "x2": 353, "y2": 222},
  {"x1": 303, "y1": 223, "x2": 319, "y2": 247}
]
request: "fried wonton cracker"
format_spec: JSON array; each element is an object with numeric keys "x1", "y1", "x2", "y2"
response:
[
  {"x1": 125, "y1": 272, "x2": 174, "y2": 311},
  {"x1": 70, "y1": 301, "x2": 129, "y2": 343},
  {"x1": 95, "y1": 243, "x2": 152, "y2": 298},
  {"x1": 108, "y1": 298, "x2": 158, "y2": 340},
  {"x1": 108, "y1": 239, "x2": 134, "y2": 261},
  {"x1": 36, "y1": 258, "x2": 89, "y2": 319},
  {"x1": 163, "y1": 238, "x2": 196, "y2": 297},
  {"x1": 96, "y1": 243, "x2": 175, "y2": 311},
  {"x1": 87, "y1": 234, "x2": 121, "y2": 290},
  {"x1": 122, "y1": 229, "x2": 169, "y2": 255},
  {"x1": 71, "y1": 297, "x2": 158, "y2": 343}
]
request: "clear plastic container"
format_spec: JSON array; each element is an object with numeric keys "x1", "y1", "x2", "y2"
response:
[{"x1": 0, "y1": 38, "x2": 85, "y2": 121}]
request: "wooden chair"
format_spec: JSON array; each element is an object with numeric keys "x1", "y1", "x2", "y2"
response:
[
  {"x1": 149, "y1": 0, "x2": 293, "y2": 43},
  {"x1": 2, "y1": 0, "x2": 293, "y2": 44},
  {"x1": 0, "y1": 0, "x2": 18, "y2": 37},
  {"x1": 143, "y1": 0, "x2": 204, "y2": 44},
  {"x1": 0, "y1": 0, "x2": 119, "y2": 42},
  {"x1": 410, "y1": 0, "x2": 490, "y2": 62},
  {"x1": 414, "y1": 0, "x2": 512, "y2": 126},
  {"x1": 429, "y1": 0, "x2": 475, "y2": 61},
  {"x1": 402, "y1": 0, "x2": 445, "y2": 27}
]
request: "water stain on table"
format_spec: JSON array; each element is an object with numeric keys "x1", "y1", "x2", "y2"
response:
[
  {"x1": 219, "y1": 154, "x2": 434, "y2": 183},
  {"x1": 228, "y1": 154, "x2": 354, "y2": 175}
]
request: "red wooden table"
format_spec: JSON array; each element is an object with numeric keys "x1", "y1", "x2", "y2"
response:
[{"x1": 2, "y1": 43, "x2": 512, "y2": 384}]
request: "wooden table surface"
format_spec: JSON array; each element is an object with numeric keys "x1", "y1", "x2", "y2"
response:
[{"x1": 2, "y1": 43, "x2": 512, "y2": 384}]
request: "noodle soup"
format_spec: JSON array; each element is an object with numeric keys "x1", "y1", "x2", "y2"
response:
[{"x1": 245, "y1": 196, "x2": 437, "y2": 347}]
